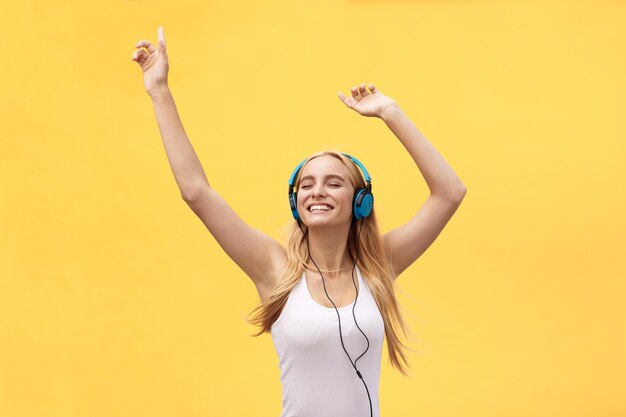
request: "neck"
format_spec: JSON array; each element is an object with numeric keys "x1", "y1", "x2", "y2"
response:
[{"x1": 304, "y1": 222, "x2": 354, "y2": 277}]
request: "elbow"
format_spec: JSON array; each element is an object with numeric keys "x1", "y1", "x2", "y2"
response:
[
  {"x1": 453, "y1": 185, "x2": 467, "y2": 203},
  {"x1": 181, "y1": 183, "x2": 212, "y2": 203},
  {"x1": 446, "y1": 184, "x2": 467, "y2": 204},
  {"x1": 181, "y1": 187, "x2": 207, "y2": 203},
  {"x1": 443, "y1": 178, "x2": 467, "y2": 203},
  {"x1": 431, "y1": 186, "x2": 466, "y2": 204}
]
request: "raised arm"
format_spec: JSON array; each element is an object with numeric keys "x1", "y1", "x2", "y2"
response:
[
  {"x1": 132, "y1": 26, "x2": 208, "y2": 196},
  {"x1": 132, "y1": 27, "x2": 286, "y2": 299},
  {"x1": 338, "y1": 83, "x2": 467, "y2": 278}
]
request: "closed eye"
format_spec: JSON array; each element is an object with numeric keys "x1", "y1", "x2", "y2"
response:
[{"x1": 300, "y1": 184, "x2": 341, "y2": 189}]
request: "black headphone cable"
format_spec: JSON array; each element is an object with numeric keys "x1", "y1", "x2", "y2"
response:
[{"x1": 300, "y1": 219, "x2": 373, "y2": 417}]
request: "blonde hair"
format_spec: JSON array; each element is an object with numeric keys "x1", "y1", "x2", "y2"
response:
[{"x1": 245, "y1": 149, "x2": 418, "y2": 376}]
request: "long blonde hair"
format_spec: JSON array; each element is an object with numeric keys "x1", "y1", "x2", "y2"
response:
[{"x1": 245, "y1": 150, "x2": 417, "y2": 376}]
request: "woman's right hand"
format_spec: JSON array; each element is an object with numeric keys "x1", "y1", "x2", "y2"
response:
[{"x1": 131, "y1": 26, "x2": 169, "y2": 97}]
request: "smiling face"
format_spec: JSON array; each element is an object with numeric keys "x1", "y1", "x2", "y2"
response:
[{"x1": 296, "y1": 155, "x2": 356, "y2": 227}]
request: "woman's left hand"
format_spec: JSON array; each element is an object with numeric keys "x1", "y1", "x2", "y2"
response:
[{"x1": 337, "y1": 83, "x2": 398, "y2": 118}]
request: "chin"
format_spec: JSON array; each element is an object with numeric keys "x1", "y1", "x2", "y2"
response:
[{"x1": 304, "y1": 214, "x2": 352, "y2": 227}]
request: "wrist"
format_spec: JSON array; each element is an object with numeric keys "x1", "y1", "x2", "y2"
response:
[
  {"x1": 149, "y1": 85, "x2": 171, "y2": 100},
  {"x1": 379, "y1": 102, "x2": 401, "y2": 121}
]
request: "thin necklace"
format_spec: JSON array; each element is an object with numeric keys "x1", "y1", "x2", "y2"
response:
[{"x1": 304, "y1": 263, "x2": 348, "y2": 273}]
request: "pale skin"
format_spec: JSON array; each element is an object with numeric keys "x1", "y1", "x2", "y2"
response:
[{"x1": 132, "y1": 27, "x2": 467, "y2": 308}]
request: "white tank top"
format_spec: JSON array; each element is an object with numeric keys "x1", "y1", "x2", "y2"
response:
[{"x1": 270, "y1": 265, "x2": 385, "y2": 417}]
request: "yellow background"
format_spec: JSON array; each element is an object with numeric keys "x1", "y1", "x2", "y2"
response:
[{"x1": 1, "y1": 0, "x2": 624, "y2": 416}]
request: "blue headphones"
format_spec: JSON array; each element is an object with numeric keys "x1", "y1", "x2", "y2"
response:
[{"x1": 288, "y1": 153, "x2": 374, "y2": 222}]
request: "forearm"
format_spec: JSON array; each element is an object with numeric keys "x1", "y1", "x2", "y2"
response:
[
  {"x1": 149, "y1": 86, "x2": 210, "y2": 199},
  {"x1": 380, "y1": 104, "x2": 466, "y2": 200}
]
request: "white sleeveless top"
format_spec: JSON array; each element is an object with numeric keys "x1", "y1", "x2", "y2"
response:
[{"x1": 270, "y1": 265, "x2": 385, "y2": 417}]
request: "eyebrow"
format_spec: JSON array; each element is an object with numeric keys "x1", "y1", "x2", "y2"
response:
[{"x1": 300, "y1": 174, "x2": 346, "y2": 182}]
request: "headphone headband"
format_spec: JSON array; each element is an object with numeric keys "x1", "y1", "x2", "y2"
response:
[{"x1": 288, "y1": 153, "x2": 371, "y2": 188}]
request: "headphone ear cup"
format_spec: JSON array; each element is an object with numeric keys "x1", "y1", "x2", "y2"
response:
[
  {"x1": 290, "y1": 192, "x2": 300, "y2": 220},
  {"x1": 353, "y1": 189, "x2": 374, "y2": 220}
]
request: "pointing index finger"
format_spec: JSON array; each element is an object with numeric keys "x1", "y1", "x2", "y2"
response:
[{"x1": 158, "y1": 26, "x2": 165, "y2": 46}]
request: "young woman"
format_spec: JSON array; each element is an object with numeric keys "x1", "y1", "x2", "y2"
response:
[{"x1": 132, "y1": 26, "x2": 467, "y2": 417}]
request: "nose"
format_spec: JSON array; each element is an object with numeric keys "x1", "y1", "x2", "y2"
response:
[{"x1": 312, "y1": 184, "x2": 327, "y2": 197}]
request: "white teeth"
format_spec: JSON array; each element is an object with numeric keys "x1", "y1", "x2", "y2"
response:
[{"x1": 309, "y1": 205, "x2": 332, "y2": 212}]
